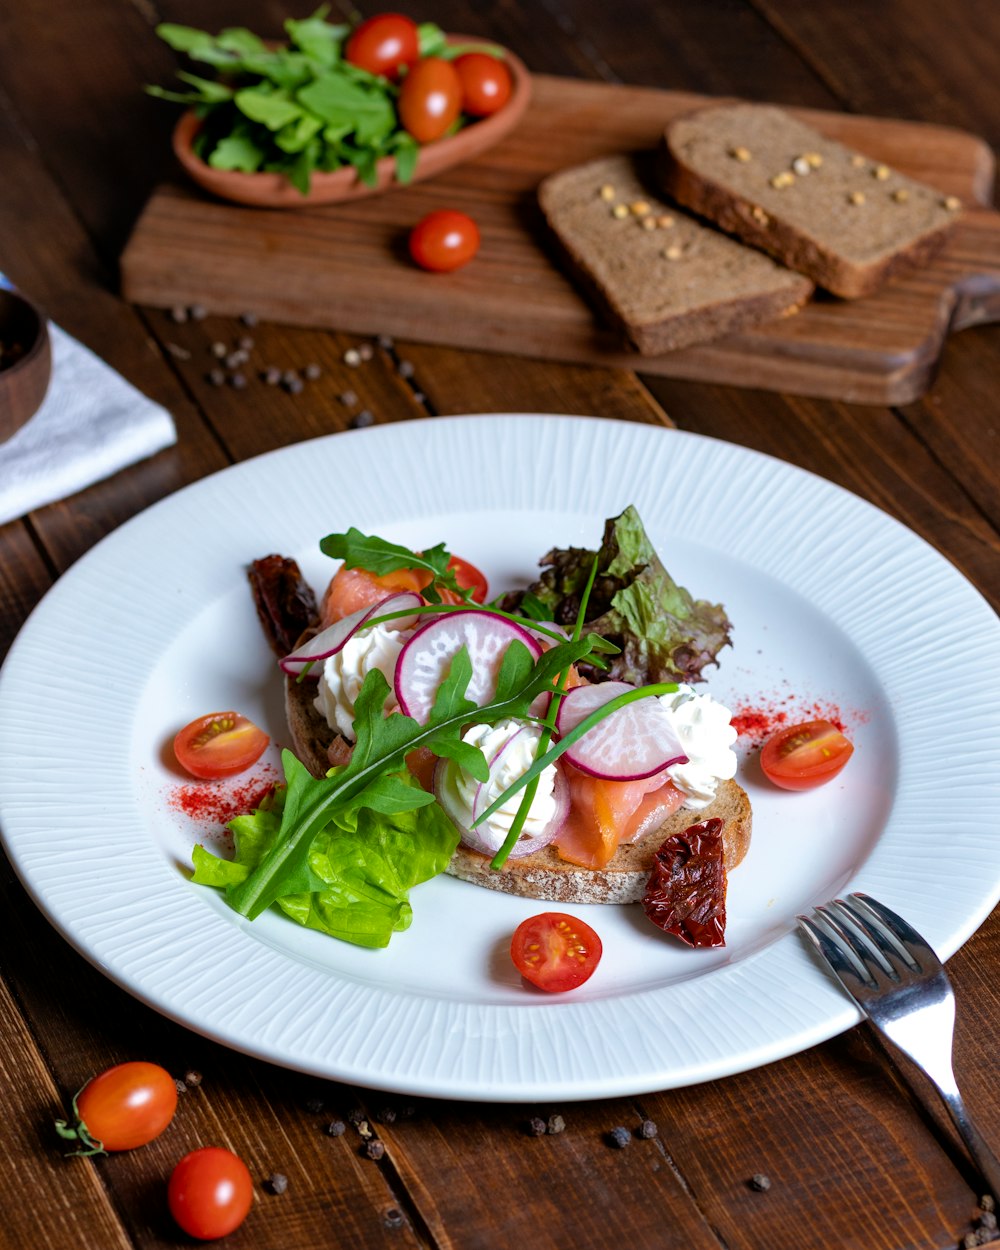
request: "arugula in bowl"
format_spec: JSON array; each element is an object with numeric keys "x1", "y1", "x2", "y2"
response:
[{"x1": 147, "y1": 10, "x2": 496, "y2": 194}]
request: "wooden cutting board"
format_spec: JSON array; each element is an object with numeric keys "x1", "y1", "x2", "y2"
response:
[{"x1": 120, "y1": 75, "x2": 1000, "y2": 405}]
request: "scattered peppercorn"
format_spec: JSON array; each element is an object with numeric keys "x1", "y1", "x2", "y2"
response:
[
  {"x1": 325, "y1": 1119, "x2": 346, "y2": 1137},
  {"x1": 527, "y1": 1117, "x2": 547, "y2": 1137},
  {"x1": 240, "y1": 311, "x2": 259, "y2": 327},
  {"x1": 174, "y1": 1078, "x2": 187, "y2": 1094},
  {"x1": 169, "y1": 305, "x2": 188, "y2": 323},
  {"x1": 211, "y1": 342, "x2": 227, "y2": 358},
  {"x1": 350, "y1": 409, "x2": 374, "y2": 429},
  {"x1": 304, "y1": 363, "x2": 322, "y2": 380},
  {"x1": 397, "y1": 359, "x2": 415, "y2": 379},
  {"x1": 206, "y1": 369, "x2": 225, "y2": 387},
  {"x1": 748, "y1": 1174, "x2": 772, "y2": 1191},
  {"x1": 229, "y1": 372, "x2": 247, "y2": 389},
  {"x1": 238, "y1": 336, "x2": 254, "y2": 352},
  {"x1": 264, "y1": 1173, "x2": 288, "y2": 1195},
  {"x1": 343, "y1": 348, "x2": 361, "y2": 366},
  {"x1": 638, "y1": 1119, "x2": 658, "y2": 1140},
  {"x1": 225, "y1": 352, "x2": 245, "y2": 370},
  {"x1": 982, "y1": 1197, "x2": 996, "y2": 1213},
  {"x1": 263, "y1": 367, "x2": 282, "y2": 386},
  {"x1": 303, "y1": 1097, "x2": 325, "y2": 1114},
  {"x1": 184, "y1": 1070, "x2": 203, "y2": 1088},
  {"x1": 166, "y1": 342, "x2": 191, "y2": 360},
  {"x1": 365, "y1": 1139, "x2": 386, "y2": 1161},
  {"x1": 608, "y1": 1126, "x2": 631, "y2": 1149},
  {"x1": 283, "y1": 375, "x2": 304, "y2": 395},
  {"x1": 189, "y1": 304, "x2": 207, "y2": 321},
  {"x1": 547, "y1": 1115, "x2": 566, "y2": 1135},
  {"x1": 357, "y1": 1120, "x2": 375, "y2": 1141},
  {"x1": 411, "y1": 391, "x2": 426, "y2": 405},
  {"x1": 377, "y1": 334, "x2": 394, "y2": 350},
  {"x1": 338, "y1": 389, "x2": 358, "y2": 407},
  {"x1": 346, "y1": 1107, "x2": 365, "y2": 1125},
  {"x1": 376, "y1": 1107, "x2": 397, "y2": 1124},
  {"x1": 358, "y1": 343, "x2": 374, "y2": 361},
  {"x1": 383, "y1": 1207, "x2": 405, "y2": 1230}
]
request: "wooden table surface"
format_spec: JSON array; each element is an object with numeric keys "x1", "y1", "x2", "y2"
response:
[{"x1": 1, "y1": 1, "x2": 998, "y2": 1247}]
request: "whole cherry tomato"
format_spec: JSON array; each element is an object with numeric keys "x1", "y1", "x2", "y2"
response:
[
  {"x1": 453, "y1": 52, "x2": 512, "y2": 116},
  {"x1": 398, "y1": 56, "x2": 463, "y2": 143},
  {"x1": 409, "y1": 210, "x2": 481, "y2": 273},
  {"x1": 344, "y1": 13, "x2": 419, "y2": 80},
  {"x1": 56, "y1": 1061, "x2": 178, "y2": 1154},
  {"x1": 168, "y1": 1147, "x2": 254, "y2": 1241}
]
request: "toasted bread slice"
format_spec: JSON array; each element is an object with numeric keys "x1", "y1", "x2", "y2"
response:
[
  {"x1": 659, "y1": 102, "x2": 959, "y2": 299},
  {"x1": 286, "y1": 669, "x2": 751, "y2": 905},
  {"x1": 538, "y1": 151, "x2": 812, "y2": 354}
]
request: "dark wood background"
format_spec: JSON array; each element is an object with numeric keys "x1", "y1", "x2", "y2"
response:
[{"x1": 0, "y1": 2, "x2": 998, "y2": 1248}]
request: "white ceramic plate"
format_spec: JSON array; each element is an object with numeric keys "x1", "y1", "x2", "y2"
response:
[{"x1": 2, "y1": 415, "x2": 998, "y2": 1102}]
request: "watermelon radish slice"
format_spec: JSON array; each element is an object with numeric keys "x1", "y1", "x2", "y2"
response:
[
  {"x1": 554, "y1": 681, "x2": 688, "y2": 780},
  {"x1": 395, "y1": 611, "x2": 543, "y2": 724},
  {"x1": 279, "y1": 591, "x2": 423, "y2": 676}
]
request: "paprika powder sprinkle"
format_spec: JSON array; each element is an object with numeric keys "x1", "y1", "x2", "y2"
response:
[
  {"x1": 729, "y1": 691, "x2": 858, "y2": 747},
  {"x1": 167, "y1": 768, "x2": 279, "y2": 827}
]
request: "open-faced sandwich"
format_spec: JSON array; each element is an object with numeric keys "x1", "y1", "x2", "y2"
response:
[{"x1": 188, "y1": 507, "x2": 751, "y2": 951}]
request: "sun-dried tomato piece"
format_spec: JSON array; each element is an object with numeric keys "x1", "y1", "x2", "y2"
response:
[
  {"x1": 641, "y1": 816, "x2": 727, "y2": 948},
  {"x1": 248, "y1": 555, "x2": 319, "y2": 657}
]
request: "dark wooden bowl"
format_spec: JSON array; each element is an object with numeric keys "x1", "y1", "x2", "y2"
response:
[{"x1": 0, "y1": 290, "x2": 51, "y2": 441}]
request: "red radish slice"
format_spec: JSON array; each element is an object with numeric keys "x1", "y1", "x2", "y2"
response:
[
  {"x1": 554, "y1": 681, "x2": 688, "y2": 780},
  {"x1": 279, "y1": 591, "x2": 422, "y2": 676},
  {"x1": 433, "y1": 756, "x2": 568, "y2": 858},
  {"x1": 395, "y1": 611, "x2": 542, "y2": 724}
]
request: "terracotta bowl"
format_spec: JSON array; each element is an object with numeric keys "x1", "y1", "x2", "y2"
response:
[
  {"x1": 0, "y1": 290, "x2": 51, "y2": 442},
  {"x1": 172, "y1": 41, "x2": 531, "y2": 209}
]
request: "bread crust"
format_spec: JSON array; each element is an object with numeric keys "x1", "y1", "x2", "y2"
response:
[
  {"x1": 659, "y1": 103, "x2": 957, "y2": 299},
  {"x1": 286, "y1": 669, "x2": 751, "y2": 905}
]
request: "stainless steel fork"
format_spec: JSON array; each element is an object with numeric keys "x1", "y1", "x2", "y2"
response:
[{"x1": 798, "y1": 891, "x2": 1000, "y2": 1200}]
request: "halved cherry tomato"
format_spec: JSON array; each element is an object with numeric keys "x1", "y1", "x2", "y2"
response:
[
  {"x1": 760, "y1": 718, "x2": 854, "y2": 791},
  {"x1": 320, "y1": 555, "x2": 488, "y2": 626},
  {"x1": 58, "y1": 1061, "x2": 178, "y2": 1154},
  {"x1": 409, "y1": 209, "x2": 480, "y2": 272},
  {"x1": 168, "y1": 1146, "x2": 253, "y2": 1241},
  {"x1": 398, "y1": 56, "x2": 462, "y2": 143},
  {"x1": 173, "y1": 712, "x2": 269, "y2": 780},
  {"x1": 511, "y1": 912, "x2": 603, "y2": 992},
  {"x1": 453, "y1": 52, "x2": 512, "y2": 116},
  {"x1": 344, "y1": 13, "x2": 419, "y2": 80}
]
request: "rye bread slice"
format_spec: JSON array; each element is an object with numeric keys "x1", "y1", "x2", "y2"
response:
[
  {"x1": 537, "y1": 151, "x2": 813, "y2": 354},
  {"x1": 286, "y1": 667, "x2": 751, "y2": 906},
  {"x1": 659, "y1": 102, "x2": 960, "y2": 299}
]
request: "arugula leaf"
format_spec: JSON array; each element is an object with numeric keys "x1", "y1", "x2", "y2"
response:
[
  {"x1": 193, "y1": 773, "x2": 458, "y2": 948},
  {"x1": 221, "y1": 632, "x2": 607, "y2": 923},
  {"x1": 320, "y1": 528, "x2": 470, "y2": 604}
]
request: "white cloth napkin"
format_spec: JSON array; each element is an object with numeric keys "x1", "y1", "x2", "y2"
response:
[{"x1": 0, "y1": 292, "x2": 177, "y2": 526}]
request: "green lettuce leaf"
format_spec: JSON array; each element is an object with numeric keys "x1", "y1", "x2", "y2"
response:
[
  {"x1": 500, "y1": 505, "x2": 731, "y2": 686},
  {"x1": 192, "y1": 771, "x2": 459, "y2": 949}
]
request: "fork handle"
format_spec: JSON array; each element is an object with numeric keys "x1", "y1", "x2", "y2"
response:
[{"x1": 935, "y1": 1078, "x2": 1000, "y2": 1202}]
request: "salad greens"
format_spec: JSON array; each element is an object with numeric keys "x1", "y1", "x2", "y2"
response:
[
  {"x1": 147, "y1": 10, "x2": 479, "y2": 193},
  {"x1": 500, "y1": 505, "x2": 732, "y2": 687},
  {"x1": 192, "y1": 631, "x2": 616, "y2": 944}
]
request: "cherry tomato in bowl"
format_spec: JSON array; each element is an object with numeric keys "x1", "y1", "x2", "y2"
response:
[
  {"x1": 168, "y1": 1147, "x2": 254, "y2": 1241},
  {"x1": 398, "y1": 56, "x2": 463, "y2": 143},
  {"x1": 409, "y1": 209, "x2": 480, "y2": 273},
  {"x1": 453, "y1": 52, "x2": 513, "y2": 116},
  {"x1": 344, "y1": 13, "x2": 419, "y2": 80},
  {"x1": 56, "y1": 1061, "x2": 178, "y2": 1155},
  {"x1": 759, "y1": 719, "x2": 854, "y2": 791},
  {"x1": 173, "y1": 712, "x2": 269, "y2": 780},
  {"x1": 511, "y1": 912, "x2": 603, "y2": 992}
]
